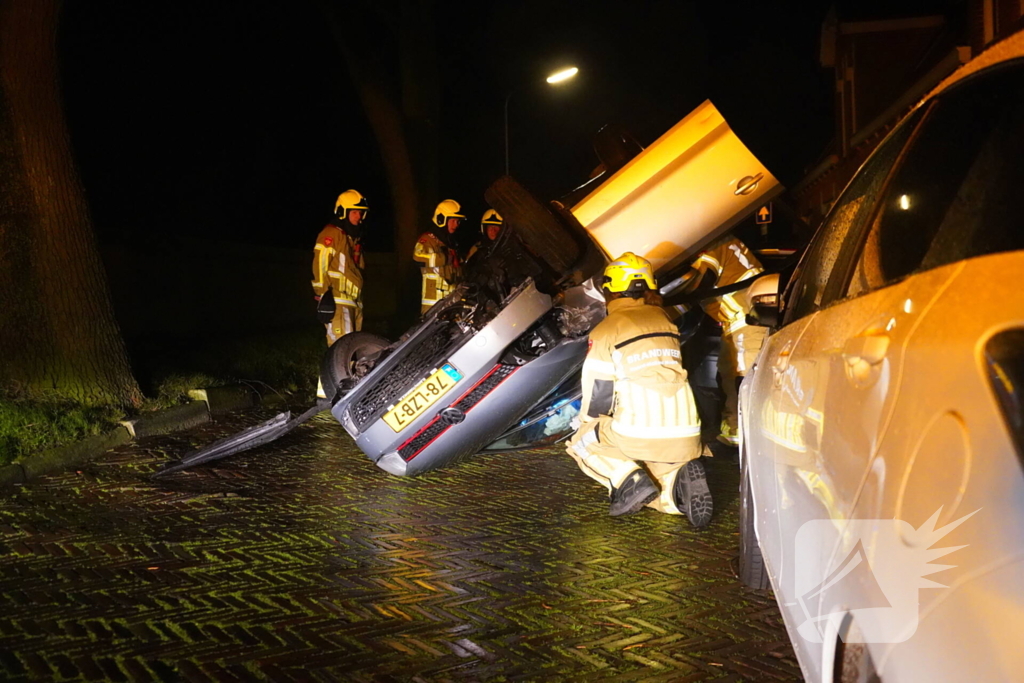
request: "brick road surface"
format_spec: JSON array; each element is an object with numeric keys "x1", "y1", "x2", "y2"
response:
[{"x1": 0, "y1": 408, "x2": 801, "y2": 682}]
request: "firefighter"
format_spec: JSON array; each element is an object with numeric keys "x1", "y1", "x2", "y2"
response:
[
  {"x1": 312, "y1": 189, "x2": 367, "y2": 345},
  {"x1": 566, "y1": 252, "x2": 712, "y2": 527},
  {"x1": 467, "y1": 208, "x2": 503, "y2": 262},
  {"x1": 414, "y1": 199, "x2": 464, "y2": 314},
  {"x1": 677, "y1": 235, "x2": 766, "y2": 447}
]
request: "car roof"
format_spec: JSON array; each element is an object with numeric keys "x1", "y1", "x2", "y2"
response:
[{"x1": 924, "y1": 30, "x2": 1024, "y2": 106}]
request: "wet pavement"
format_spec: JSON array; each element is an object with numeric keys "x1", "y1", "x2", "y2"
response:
[{"x1": 0, "y1": 409, "x2": 800, "y2": 681}]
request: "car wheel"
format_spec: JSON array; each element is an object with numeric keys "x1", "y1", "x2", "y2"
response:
[
  {"x1": 484, "y1": 175, "x2": 581, "y2": 276},
  {"x1": 739, "y1": 452, "x2": 770, "y2": 590},
  {"x1": 320, "y1": 332, "x2": 389, "y2": 399}
]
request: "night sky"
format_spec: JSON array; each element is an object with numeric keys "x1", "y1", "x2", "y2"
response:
[{"x1": 59, "y1": 1, "x2": 949, "y2": 255}]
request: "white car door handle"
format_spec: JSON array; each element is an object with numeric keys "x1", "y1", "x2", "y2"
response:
[
  {"x1": 843, "y1": 333, "x2": 890, "y2": 366},
  {"x1": 843, "y1": 333, "x2": 890, "y2": 384}
]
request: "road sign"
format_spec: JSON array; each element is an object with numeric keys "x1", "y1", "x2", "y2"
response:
[{"x1": 756, "y1": 203, "x2": 773, "y2": 224}]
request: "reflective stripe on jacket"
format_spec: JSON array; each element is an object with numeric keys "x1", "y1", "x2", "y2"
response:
[
  {"x1": 312, "y1": 224, "x2": 364, "y2": 311},
  {"x1": 687, "y1": 237, "x2": 763, "y2": 332},
  {"x1": 413, "y1": 232, "x2": 462, "y2": 306},
  {"x1": 581, "y1": 297, "x2": 701, "y2": 462}
]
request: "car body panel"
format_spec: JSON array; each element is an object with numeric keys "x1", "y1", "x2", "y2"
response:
[
  {"x1": 333, "y1": 281, "x2": 553, "y2": 469},
  {"x1": 741, "y1": 312, "x2": 821, "y2": 676},
  {"x1": 746, "y1": 265, "x2": 962, "y2": 680},
  {"x1": 334, "y1": 100, "x2": 781, "y2": 478},
  {"x1": 854, "y1": 253, "x2": 1024, "y2": 679},
  {"x1": 571, "y1": 100, "x2": 782, "y2": 273},
  {"x1": 373, "y1": 337, "x2": 589, "y2": 477},
  {"x1": 743, "y1": 31, "x2": 1024, "y2": 682},
  {"x1": 746, "y1": 261, "x2": 1024, "y2": 682}
]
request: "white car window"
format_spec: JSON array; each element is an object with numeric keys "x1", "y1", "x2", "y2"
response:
[
  {"x1": 782, "y1": 109, "x2": 923, "y2": 325},
  {"x1": 845, "y1": 60, "x2": 1024, "y2": 298}
]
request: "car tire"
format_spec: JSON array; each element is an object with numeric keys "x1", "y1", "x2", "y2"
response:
[
  {"x1": 320, "y1": 332, "x2": 389, "y2": 399},
  {"x1": 739, "y1": 452, "x2": 770, "y2": 590},
  {"x1": 484, "y1": 175, "x2": 581, "y2": 276}
]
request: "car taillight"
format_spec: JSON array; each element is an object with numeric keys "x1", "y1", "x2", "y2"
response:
[{"x1": 984, "y1": 330, "x2": 1024, "y2": 456}]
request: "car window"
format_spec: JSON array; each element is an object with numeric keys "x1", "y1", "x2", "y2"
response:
[
  {"x1": 781, "y1": 111, "x2": 921, "y2": 325},
  {"x1": 845, "y1": 61, "x2": 1024, "y2": 298}
]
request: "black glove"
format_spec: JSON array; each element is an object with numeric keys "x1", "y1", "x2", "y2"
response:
[{"x1": 316, "y1": 287, "x2": 336, "y2": 324}]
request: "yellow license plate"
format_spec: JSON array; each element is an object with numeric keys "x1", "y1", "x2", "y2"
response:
[{"x1": 382, "y1": 363, "x2": 463, "y2": 432}]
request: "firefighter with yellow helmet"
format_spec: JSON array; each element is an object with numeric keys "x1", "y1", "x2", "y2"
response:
[
  {"x1": 676, "y1": 236, "x2": 766, "y2": 447},
  {"x1": 414, "y1": 199, "x2": 464, "y2": 314},
  {"x1": 312, "y1": 189, "x2": 367, "y2": 344},
  {"x1": 566, "y1": 252, "x2": 712, "y2": 527},
  {"x1": 467, "y1": 208, "x2": 503, "y2": 262}
]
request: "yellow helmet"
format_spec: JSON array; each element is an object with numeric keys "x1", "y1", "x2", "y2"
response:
[
  {"x1": 335, "y1": 189, "x2": 368, "y2": 220},
  {"x1": 480, "y1": 208, "x2": 503, "y2": 234},
  {"x1": 433, "y1": 199, "x2": 465, "y2": 228},
  {"x1": 602, "y1": 252, "x2": 657, "y2": 294}
]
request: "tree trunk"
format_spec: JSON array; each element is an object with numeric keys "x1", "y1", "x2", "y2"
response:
[
  {"x1": 320, "y1": 0, "x2": 439, "y2": 327},
  {"x1": 0, "y1": 0, "x2": 142, "y2": 406}
]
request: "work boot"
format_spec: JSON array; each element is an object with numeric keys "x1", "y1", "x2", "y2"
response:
[
  {"x1": 609, "y1": 469, "x2": 659, "y2": 517},
  {"x1": 674, "y1": 459, "x2": 713, "y2": 528}
]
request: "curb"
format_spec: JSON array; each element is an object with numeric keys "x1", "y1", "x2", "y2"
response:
[
  {"x1": 188, "y1": 386, "x2": 257, "y2": 415},
  {"x1": 1, "y1": 384, "x2": 296, "y2": 491},
  {"x1": 2, "y1": 394, "x2": 228, "y2": 490},
  {"x1": 120, "y1": 401, "x2": 210, "y2": 438},
  {"x1": 0, "y1": 425, "x2": 133, "y2": 489}
]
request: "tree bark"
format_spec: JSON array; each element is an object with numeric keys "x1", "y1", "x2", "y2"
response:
[{"x1": 0, "y1": 0, "x2": 142, "y2": 406}]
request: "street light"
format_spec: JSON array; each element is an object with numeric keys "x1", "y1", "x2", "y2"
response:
[
  {"x1": 545, "y1": 66, "x2": 579, "y2": 84},
  {"x1": 504, "y1": 66, "x2": 579, "y2": 175}
]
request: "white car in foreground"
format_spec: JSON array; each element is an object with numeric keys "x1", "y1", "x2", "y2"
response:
[{"x1": 739, "y1": 32, "x2": 1024, "y2": 682}]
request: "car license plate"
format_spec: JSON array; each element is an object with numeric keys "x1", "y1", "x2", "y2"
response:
[{"x1": 382, "y1": 363, "x2": 463, "y2": 432}]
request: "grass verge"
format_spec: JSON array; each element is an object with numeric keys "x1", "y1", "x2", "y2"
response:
[
  {"x1": 140, "y1": 325, "x2": 324, "y2": 408},
  {"x1": 1, "y1": 324, "x2": 325, "y2": 465},
  {"x1": 0, "y1": 392, "x2": 123, "y2": 466}
]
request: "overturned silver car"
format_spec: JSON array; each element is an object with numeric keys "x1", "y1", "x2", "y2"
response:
[{"x1": 323, "y1": 100, "x2": 782, "y2": 477}]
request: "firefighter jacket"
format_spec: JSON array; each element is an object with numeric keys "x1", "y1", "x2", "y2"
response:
[
  {"x1": 580, "y1": 297, "x2": 702, "y2": 462},
  {"x1": 685, "y1": 237, "x2": 763, "y2": 335},
  {"x1": 312, "y1": 222, "x2": 364, "y2": 315},
  {"x1": 413, "y1": 232, "x2": 462, "y2": 309}
]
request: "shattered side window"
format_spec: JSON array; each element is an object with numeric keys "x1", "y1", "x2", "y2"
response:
[{"x1": 783, "y1": 111, "x2": 921, "y2": 325}]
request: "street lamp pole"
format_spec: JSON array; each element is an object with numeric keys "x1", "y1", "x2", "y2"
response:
[
  {"x1": 503, "y1": 66, "x2": 578, "y2": 177},
  {"x1": 504, "y1": 91, "x2": 513, "y2": 176}
]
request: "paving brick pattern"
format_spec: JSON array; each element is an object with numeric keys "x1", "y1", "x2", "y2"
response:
[{"x1": 0, "y1": 410, "x2": 801, "y2": 681}]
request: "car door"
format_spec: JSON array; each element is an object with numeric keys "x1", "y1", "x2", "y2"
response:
[
  {"x1": 837, "y1": 61, "x2": 1024, "y2": 677},
  {"x1": 746, "y1": 106, "x2": 930, "y2": 660}
]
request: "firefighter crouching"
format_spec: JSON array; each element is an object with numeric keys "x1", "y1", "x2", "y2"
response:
[
  {"x1": 414, "y1": 199, "x2": 464, "y2": 314},
  {"x1": 312, "y1": 189, "x2": 367, "y2": 344},
  {"x1": 566, "y1": 252, "x2": 712, "y2": 527},
  {"x1": 676, "y1": 236, "x2": 766, "y2": 447}
]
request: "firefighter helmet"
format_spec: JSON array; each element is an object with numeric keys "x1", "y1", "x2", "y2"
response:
[
  {"x1": 480, "y1": 208, "x2": 503, "y2": 235},
  {"x1": 335, "y1": 189, "x2": 368, "y2": 220},
  {"x1": 602, "y1": 252, "x2": 657, "y2": 294},
  {"x1": 433, "y1": 199, "x2": 465, "y2": 228}
]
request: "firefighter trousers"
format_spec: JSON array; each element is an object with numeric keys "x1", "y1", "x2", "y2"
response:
[
  {"x1": 325, "y1": 303, "x2": 363, "y2": 345},
  {"x1": 718, "y1": 324, "x2": 766, "y2": 444},
  {"x1": 567, "y1": 417, "x2": 702, "y2": 515}
]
